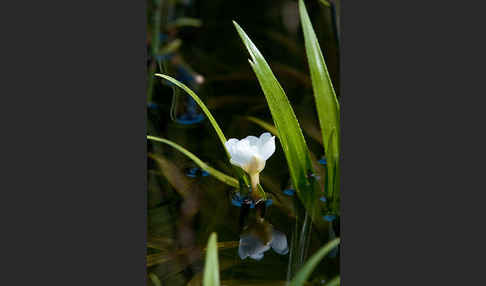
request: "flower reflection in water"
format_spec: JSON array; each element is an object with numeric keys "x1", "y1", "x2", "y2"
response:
[{"x1": 238, "y1": 218, "x2": 289, "y2": 261}]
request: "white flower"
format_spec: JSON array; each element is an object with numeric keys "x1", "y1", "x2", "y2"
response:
[{"x1": 224, "y1": 133, "x2": 276, "y2": 192}]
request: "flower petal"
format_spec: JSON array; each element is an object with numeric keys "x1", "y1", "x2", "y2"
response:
[
  {"x1": 238, "y1": 234, "x2": 270, "y2": 260},
  {"x1": 235, "y1": 139, "x2": 256, "y2": 163},
  {"x1": 249, "y1": 252, "x2": 265, "y2": 260},
  {"x1": 226, "y1": 134, "x2": 274, "y2": 171},
  {"x1": 224, "y1": 138, "x2": 239, "y2": 155},
  {"x1": 258, "y1": 135, "x2": 276, "y2": 161},
  {"x1": 225, "y1": 139, "x2": 251, "y2": 169},
  {"x1": 244, "y1": 135, "x2": 259, "y2": 147},
  {"x1": 270, "y1": 229, "x2": 289, "y2": 255},
  {"x1": 259, "y1": 132, "x2": 273, "y2": 143}
]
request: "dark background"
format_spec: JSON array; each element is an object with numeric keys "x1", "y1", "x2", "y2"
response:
[{"x1": 1, "y1": 0, "x2": 485, "y2": 285}]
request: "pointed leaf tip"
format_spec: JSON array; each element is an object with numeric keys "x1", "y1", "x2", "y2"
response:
[{"x1": 203, "y1": 232, "x2": 220, "y2": 286}]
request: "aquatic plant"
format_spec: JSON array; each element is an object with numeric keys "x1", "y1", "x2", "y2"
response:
[
  {"x1": 232, "y1": 0, "x2": 340, "y2": 218},
  {"x1": 201, "y1": 231, "x2": 339, "y2": 286},
  {"x1": 147, "y1": 0, "x2": 340, "y2": 284},
  {"x1": 224, "y1": 132, "x2": 276, "y2": 201}
]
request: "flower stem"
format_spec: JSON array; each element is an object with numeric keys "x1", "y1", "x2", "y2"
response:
[{"x1": 250, "y1": 173, "x2": 261, "y2": 201}]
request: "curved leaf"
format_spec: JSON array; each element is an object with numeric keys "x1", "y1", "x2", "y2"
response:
[
  {"x1": 289, "y1": 238, "x2": 340, "y2": 286},
  {"x1": 147, "y1": 135, "x2": 239, "y2": 188},
  {"x1": 154, "y1": 74, "x2": 228, "y2": 148}
]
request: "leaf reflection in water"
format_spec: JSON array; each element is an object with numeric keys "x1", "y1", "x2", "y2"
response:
[{"x1": 238, "y1": 218, "x2": 289, "y2": 261}]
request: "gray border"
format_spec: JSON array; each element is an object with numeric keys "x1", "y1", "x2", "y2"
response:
[
  {"x1": 0, "y1": 0, "x2": 146, "y2": 284},
  {"x1": 2, "y1": 0, "x2": 483, "y2": 284},
  {"x1": 342, "y1": 0, "x2": 486, "y2": 285}
]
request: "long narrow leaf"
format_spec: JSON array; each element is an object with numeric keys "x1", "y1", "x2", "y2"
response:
[
  {"x1": 203, "y1": 233, "x2": 220, "y2": 286},
  {"x1": 299, "y1": 0, "x2": 340, "y2": 212},
  {"x1": 233, "y1": 21, "x2": 318, "y2": 210},
  {"x1": 244, "y1": 116, "x2": 279, "y2": 136},
  {"x1": 289, "y1": 238, "x2": 340, "y2": 286},
  {"x1": 147, "y1": 135, "x2": 239, "y2": 188},
  {"x1": 153, "y1": 74, "x2": 255, "y2": 195}
]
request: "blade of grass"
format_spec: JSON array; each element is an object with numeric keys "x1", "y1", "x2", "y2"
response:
[
  {"x1": 147, "y1": 135, "x2": 239, "y2": 188},
  {"x1": 299, "y1": 0, "x2": 340, "y2": 213},
  {"x1": 289, "y1": 237, "x2": 340, "y2": 286},
  {"x1": 203, "y1": 233, "x2": 220, "y2": 286},
  {"x1": 233, "y1": 21, "x2": 319, "y2": 211}
]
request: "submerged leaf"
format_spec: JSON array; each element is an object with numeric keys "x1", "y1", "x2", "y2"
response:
[
  {"x1": 245, "y1": 116, "x2": 279, "y2": 137},
  {"x1": 166, "y1": 17, "x2": 202, "y2": 29}
]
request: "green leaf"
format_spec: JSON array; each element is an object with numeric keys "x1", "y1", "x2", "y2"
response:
[
  {"x1": 289, "y1": 238, "x2": 340, "y2": 286},
  {"x1": 233, "y1": 21, "x2": 318, "y2": 210},
  {"x1": 203, "y1": 233, "x2": 220, "y2": 286},
  {"x1": 244, "y1": 116, "x2": 279, "y2": 137},
  {"x1": 244, "y1": 116, "x2": 324, "y2": 175},
  {"x1": 153, "y1": 74, "x2": 257, "y2": 197},
  {"x1": 318, "y1": 0, "x2": 331, "y2": 7},
  {"x1": 324, "y1": 276, "x2": 340, "y2": 286},
  {"x1": 148, "y1": 273, "x2": 162, "y2": 286},
  {"x1": 299, "y1": 0, "x2": 340, "y2": 212},
  {"x1": 147, "y1": 135, "x2": 239, "y2": 188},
  {"x1": 166, "y1": 17, "x2": 203, "y2": 29}
]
